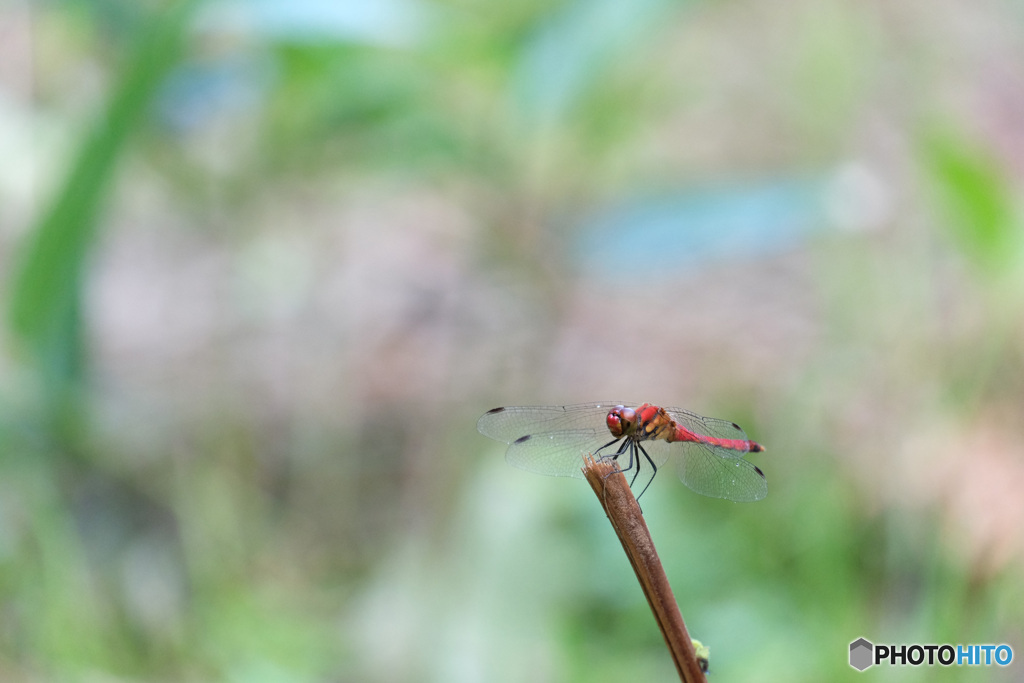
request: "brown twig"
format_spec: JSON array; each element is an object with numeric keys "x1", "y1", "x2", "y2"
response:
[{"x1": 582, "y1": 456, "x2": 707, "y2": 683}]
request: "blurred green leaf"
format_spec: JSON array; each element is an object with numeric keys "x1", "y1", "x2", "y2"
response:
[
  {"x1": 6, "y1": 0, "x2": 197, "y2": 400},
  {"x1": 921, "y1": 130, "x2": 1019, "y2": 271}
]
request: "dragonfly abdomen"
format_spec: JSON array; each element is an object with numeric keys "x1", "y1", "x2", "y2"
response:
[{"x1": 668, "y1": 423, "x2": 764, "y2": 453}]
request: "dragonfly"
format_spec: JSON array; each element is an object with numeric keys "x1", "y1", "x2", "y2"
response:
[{"x1": 477, "y1": 402, "x2": 767, "y2": 502}]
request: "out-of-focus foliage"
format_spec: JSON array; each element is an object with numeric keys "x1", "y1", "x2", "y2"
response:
[
  {"x1": 1, "y1": 0, "x2": 1023, "y2": 682},
  {"x1": 9, "y1": 0, "x2": 196, "y2": 420},
  {"x1": 923, "y1": 130, "x2": 1022, "y2": 275}
]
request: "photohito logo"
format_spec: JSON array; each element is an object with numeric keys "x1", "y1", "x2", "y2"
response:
[{"x1": 849, "y1": 638, "x2": 1013, "y2": 671}]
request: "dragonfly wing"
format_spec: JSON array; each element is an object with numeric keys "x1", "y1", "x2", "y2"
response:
[
  {"x1": 634, "y1": 438, "x2": 673, "y2": 470},
  {"x1": 477, "y1": 403, "x2": 628, "y2": 443},
  {"x1": 503, "y1": 428, "x2": 612, "y2": 479},
  {"x1": 664, "y1": 406, "x2": 756, "y2": 459},
  {"x1": 674, "y1": 442, "x2": 767, "y2": 502}
]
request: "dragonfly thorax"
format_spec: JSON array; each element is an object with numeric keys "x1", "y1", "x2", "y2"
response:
[{"x1": 608, "y1": 403, "x2": 678, "y2": 443}]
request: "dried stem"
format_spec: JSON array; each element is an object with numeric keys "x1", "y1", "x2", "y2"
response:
[{"x1": 582, "y1": 456, "x2": 707, "y2": 683}]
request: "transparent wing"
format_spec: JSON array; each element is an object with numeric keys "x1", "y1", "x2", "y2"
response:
[
  {"x1": 476, "y1": 403, "x2": 629, "y2": 443},
  {"x1": 632, "y1": 438, "x2": 674, "y2": 472},
  {"x1": 503, "y1": 429, "x2": 611, "y2": 479},
  {"x1": 674, "y1": 443, "x2": 767, "y2": 502},
  {"x1": 663, "y1": 406, "x2": 758, "y2": 459}
]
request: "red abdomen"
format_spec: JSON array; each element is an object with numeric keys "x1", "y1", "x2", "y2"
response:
[{"x1": 670, "y1": 424, "x2": 764, "y2": 453}]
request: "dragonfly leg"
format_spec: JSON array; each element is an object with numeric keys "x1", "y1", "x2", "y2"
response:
[
  {"x1": 593, "y1": 438, "x2": 622, "y2": 460},
  {"x1": 613, "y1": 440, "x2": 635, "y2": 476},
  {"x1": 628, "y1": 444, "x2": 643, "y2": 488},
  {"x1": 634, "y1": 443, "x2": 658, "y2": 501},
  {"x1": 601, "y1": 439, "x2": 633, "y2": 481}
]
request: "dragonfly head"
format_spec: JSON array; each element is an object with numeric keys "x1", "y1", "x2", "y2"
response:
[{"x1": 606, "y1": 406, "x2": 637, "y2": 437}]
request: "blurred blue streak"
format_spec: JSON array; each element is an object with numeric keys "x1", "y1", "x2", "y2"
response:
[
  {"x1": 574, "y1": 178, "x2": 829, "y2": 276},
  {"x1": 202, "y1": 0, "x2": 433, "y2": 47},
  {"x1": 513, "y1": 0, "x2": 678, "y2": 126},
  {"x1": 156, "y1": 56, "x2": 271, "y2": 132}
]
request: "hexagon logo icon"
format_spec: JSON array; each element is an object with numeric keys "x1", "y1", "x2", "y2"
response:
[{"x1": 850, "y1": 638, "x2": 874, "y2": 671}]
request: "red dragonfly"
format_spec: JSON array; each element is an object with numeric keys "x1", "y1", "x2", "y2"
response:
[{"x1": 477, "y1": 402, "x2": 767, "y2": 502}]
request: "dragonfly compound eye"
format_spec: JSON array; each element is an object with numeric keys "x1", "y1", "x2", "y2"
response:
[{"x1": 606, "y1": 407, "x2": 636, "y2": 436}]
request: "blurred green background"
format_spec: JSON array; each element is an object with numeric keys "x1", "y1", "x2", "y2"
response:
[{"x1": 2, "y1": 0, "x2": 1023, "y2": 681}]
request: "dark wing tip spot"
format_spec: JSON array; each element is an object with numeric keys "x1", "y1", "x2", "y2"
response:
[
  {"x1": 514, "y1": 435, "x2": 532, "y2": 444},
  {"x1": 486, "y1": 407, "x2": 506, "y2": 414},
  {"x1": 731, "y1": 422, "x2": 741, "y2": 430},
  {"x1": 754, "y1": 465, "x2": 766, "y2": 479}
]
